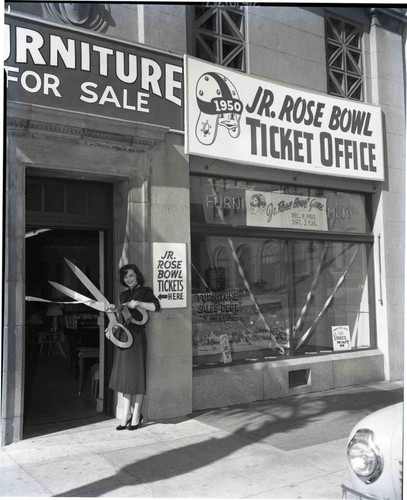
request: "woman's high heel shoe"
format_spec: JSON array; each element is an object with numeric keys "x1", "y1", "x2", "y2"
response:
[
  {"x1": 116, "y1": 414, "x2": 132, "y2": 431},
  {"x1": 128, "y1": 414, "x2": 143, "y2": 431}
]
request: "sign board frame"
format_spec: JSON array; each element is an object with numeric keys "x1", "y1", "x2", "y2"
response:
[
  {"x1": 185, "y1": 56, "x2": 384, "y2": 181},
  {"x1": 153, "y1": 242, "x2": 187, "y2": 309},
  {"x1": 5, "y1": 12, "x2": 184, "y2": 130}
]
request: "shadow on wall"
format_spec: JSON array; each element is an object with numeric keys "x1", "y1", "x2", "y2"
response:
[{"x1": 55, "y1": 385, "x2": 403, "y2": 497}]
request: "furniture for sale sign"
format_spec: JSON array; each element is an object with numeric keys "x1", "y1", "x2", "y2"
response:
[
  {"x1": 246, "y1": 191, "x2": 328, "y2": 231},
  {"x1": 184, "y1": 56, "x2": 384, "y2": 181},
  {"x1": 153, "y1": 243, "x2": 187, "y2": 309},
  {"x1": 5, "y1": 13, "x2": 183, "y2": 129}
]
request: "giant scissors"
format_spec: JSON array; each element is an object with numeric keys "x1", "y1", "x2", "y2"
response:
[{"x1": 49, "y1": 258, "x2": 148, "y2": 349}]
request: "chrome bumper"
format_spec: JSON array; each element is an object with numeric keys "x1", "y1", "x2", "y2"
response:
[{"x1": 341, "y1": 484, "x2": 388, "y2": 500}]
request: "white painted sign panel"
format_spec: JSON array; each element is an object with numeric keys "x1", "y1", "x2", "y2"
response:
[
  {"x1": 185, "y1": 56, "x2": 384, "y2": 181},
  {"x1": 331, "y1": 325, "x2": 351, "y2": 351},
  {"x1": 219, "y1": 334, "x2": 232, "y2": 364},
  {"x1": 246, "y1": 191, "x2": 328, "y2": 231},
  {"x1": 153, "y1": 243, "x2": 187, "y2": 309}
]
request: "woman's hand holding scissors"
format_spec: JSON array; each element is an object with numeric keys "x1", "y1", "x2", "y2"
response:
[
  {"x1": 121, "y1": 300, "x2": 141, "y2": 309},
  {"x1": 105, "y1": 304, "x2": 119, "y2": 312},
  {"x1": 122, "y1": 300, "x2": 157, "y2": 313}
]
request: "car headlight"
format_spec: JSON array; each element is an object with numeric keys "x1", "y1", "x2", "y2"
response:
[{"x1": 347, "y1": 428, "x2": 384, "y2": 484}]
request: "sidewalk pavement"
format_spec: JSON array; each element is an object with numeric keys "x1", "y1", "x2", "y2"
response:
[{"x1": 1, "y1": 380, "x2": 403, "y2": 499}]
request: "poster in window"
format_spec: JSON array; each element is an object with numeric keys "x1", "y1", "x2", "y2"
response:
[
  {"x1": 331, "y1": 325, "x2": 351, "y2": 351},
  {"x1": 246, "y1": 191, "x2": 328, "y2": 231}
]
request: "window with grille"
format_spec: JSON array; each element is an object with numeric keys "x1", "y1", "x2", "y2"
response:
[
  {"x1": 188, "y1": 5, "x2": 246, "y2": 71},
  {"x1": 325, "y1": 14, "x2": 363, "y2": 101}
]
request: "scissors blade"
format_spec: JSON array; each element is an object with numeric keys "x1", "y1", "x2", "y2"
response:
[
  {"x1": 48, "y1": 281, "x2": 107, "y2": 312},
  {"x1": 64, "y1": 258, "x2": 109, "y2": 305}
]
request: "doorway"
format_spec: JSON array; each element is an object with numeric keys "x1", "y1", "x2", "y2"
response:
[{"x1": 24, "y1": 228, "x2": 111, "y2": 437}]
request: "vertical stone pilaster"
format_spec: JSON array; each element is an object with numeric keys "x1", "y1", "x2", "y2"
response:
[
  {"x1": 2, "y1": 135, "x2": 26, "y2": 445},
  {"x1": 369, "y1": 12, "x2": 406, "y2": 381},
  {"x1": 146, "y1": 134, "x2": 193, "y2": 419},
  {"x1": 112, "y1": 152, "x2": 152, "y2": 418}
]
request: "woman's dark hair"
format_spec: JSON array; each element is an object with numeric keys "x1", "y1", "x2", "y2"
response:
[{"x1": 119, "y1": 264, "x2": 145, "y2": 287}]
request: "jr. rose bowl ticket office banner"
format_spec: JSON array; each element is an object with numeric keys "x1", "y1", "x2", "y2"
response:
[
  {"x1": 185, "y1": 55, "x2": 386, "y2": 411},
  {"x1": 185, "y1": 56, "x2": 383, "y2": 181},
  {"x1": 4, "y1": 12, "x2": 187, "y2": 444}
]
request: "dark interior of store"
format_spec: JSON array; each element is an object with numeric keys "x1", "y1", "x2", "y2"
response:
[{"x1": 24, "y1": 228, "x2": 109, "y2": 437}]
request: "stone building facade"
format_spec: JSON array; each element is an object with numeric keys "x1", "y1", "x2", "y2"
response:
[{"x1": 3, "y1": 4, "x2": 405, "y2": 445}]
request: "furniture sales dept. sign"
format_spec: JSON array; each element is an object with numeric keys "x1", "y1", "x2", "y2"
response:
[
  {"x1": 153, "y1": 243, "x2": 187, "y2": 309},
  {"x1": 184, "y1": 56, "x2": 384, "y2": 181},
  {"x1": 5, "y1": 13, "x2": 183, "y2": 130}
]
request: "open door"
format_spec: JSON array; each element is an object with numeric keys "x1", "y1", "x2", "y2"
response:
[{"x1": 24, "y1": 228, "x2": 109, "y2": 437}]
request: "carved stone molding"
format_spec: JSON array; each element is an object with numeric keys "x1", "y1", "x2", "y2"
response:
[
  {"x1": 42, "y1": 3, "x2": 110, "y2": 32},
  {"x1": 7, "y1": 117, "x2": 157, "y2": 152},
  {"x1": 368, "y1": 7, "x2": 407, "y2": 32}
]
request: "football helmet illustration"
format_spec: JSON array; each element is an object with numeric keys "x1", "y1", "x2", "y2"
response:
[
  {"x1": 195, "y1": 72, "x2": 243, "y2": 145},
  {"x1": 249, "y1": 193, "x2": 267, "y2": 214}
]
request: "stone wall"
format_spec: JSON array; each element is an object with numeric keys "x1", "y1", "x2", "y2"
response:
[{"x1": 193, "y1": 350, "x2": 385, "y2": 410}]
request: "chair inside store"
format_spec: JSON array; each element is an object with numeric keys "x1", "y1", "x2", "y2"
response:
[
  {"x1": 24, "y1": 228, "x2": 107, "y2": 438},
  {"x1": 66, "y1": 314, "x2": 100, "y2": 395}
]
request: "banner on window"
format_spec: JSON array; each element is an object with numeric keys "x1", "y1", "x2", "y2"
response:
[
  {"x1": 246, "y1": 191, "x2": 328, "y2": 231},
  {"x1": 185, "y1": 56, "x2": 384, "y2": 181}
]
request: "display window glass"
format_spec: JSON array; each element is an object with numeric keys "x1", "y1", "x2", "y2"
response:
[
  {"x1": 191, "y1": 177, "x2": 370, "y2": 233},
  {"x1": 191, "y1": 175, "x2": 374, "y2": 367},
  {"x1": 291, "y1": 240, "x2": 371, "y2": 354}
]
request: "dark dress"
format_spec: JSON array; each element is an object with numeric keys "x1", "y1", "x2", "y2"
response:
[{"x1": 109, "y1": 286, "x2": 160, "y2": 395}]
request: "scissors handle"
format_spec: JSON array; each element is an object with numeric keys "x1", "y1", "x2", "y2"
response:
[
  {"x1": 129, "y1": 307, "x2": 149, "y2": 325},
  {"x1": 106, "y1": 322, "x2": 133, "y2": 349}
]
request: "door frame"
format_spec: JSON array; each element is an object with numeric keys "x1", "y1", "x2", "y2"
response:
[{"x1": 24, "y1": 175, "x2": 114, "y2": 422}]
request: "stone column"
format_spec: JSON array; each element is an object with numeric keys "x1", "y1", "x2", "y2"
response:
[
  {"x1": 2, "y1": 134, "x2": 26, "y2": 445},
  {"x1": 146, "y1": 133, "x2": 192, "y2": 419},
  {"x1": 369, "y1": 8, "x2": 406, "y2": 381},
  {"x1": 112, "y1": 153, "x2": 150, "y2": 420}
]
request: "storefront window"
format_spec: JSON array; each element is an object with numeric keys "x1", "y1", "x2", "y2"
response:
[
  {"x1": 191, "y1": 175, "x2": 374, "y2": 367},
  {"x1": 292, "y1": 241, "x2": 371, "y2": 354},
  {"x1": 190, "y1": 176, "x2": 370, "y2": 233},
  {"x1": 192, "y1": 234, "x2": 290, "y2": 365}
]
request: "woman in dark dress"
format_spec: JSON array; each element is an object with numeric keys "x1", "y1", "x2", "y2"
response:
[{"x1": 105, "y1": 264, "x2": 160, "y2": 430}]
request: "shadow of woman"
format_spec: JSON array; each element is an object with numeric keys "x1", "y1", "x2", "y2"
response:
[
  {"x1": 56, "y1": 385, "x2": 403, "y2": 497},
  {"x1": 55, "y1": 395, "x2": 329, "y2": 497}
]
